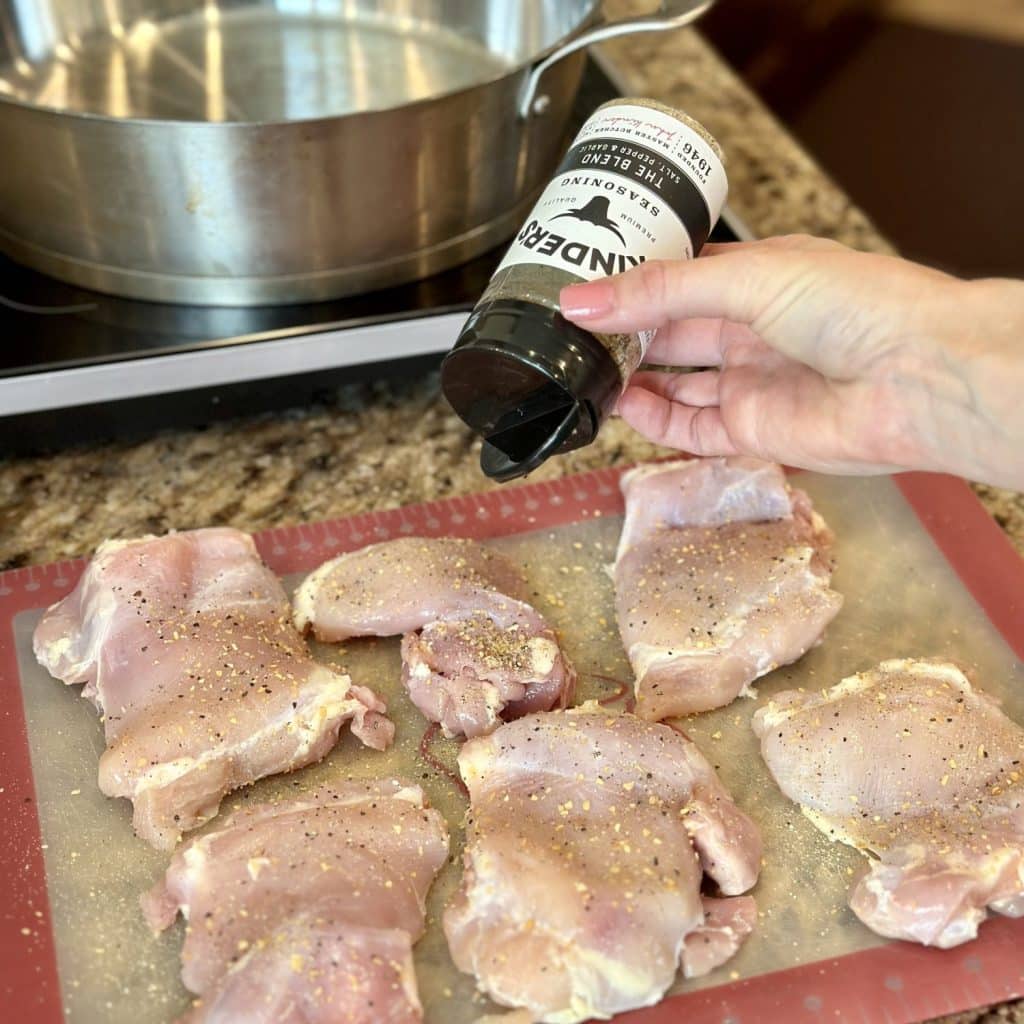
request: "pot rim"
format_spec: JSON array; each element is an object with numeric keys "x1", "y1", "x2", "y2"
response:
[{"x1": 0, "y1": 5, "x2": 599, "y2": 130}]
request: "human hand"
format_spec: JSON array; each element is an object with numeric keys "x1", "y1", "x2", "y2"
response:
[{"x1": 559, "y1": 235, "x2": 1024, "y2": 489}]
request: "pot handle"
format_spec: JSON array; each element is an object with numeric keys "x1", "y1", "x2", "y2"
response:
[{"x1": 518, "y1": 0, "x2": 715, "y2": 119}]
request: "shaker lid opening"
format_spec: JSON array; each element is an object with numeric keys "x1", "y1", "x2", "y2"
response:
[{"x1": 480, "y1": 393, "x2": 583, "y2": 482}]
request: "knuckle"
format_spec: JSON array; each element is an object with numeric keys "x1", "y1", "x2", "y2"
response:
[
  {"x1": 631, "y1": 260, "x2": 674, "y2": 324},
  {"x1": 688, "y1": 408, "x2": 713, "y2": 453},
  {"x1": 665, "y1": 373, "x2": 689, "y2": 403},
  {"x1": 747, "y1": 256, "x2": 817, "y2": 337},
  {"x1": 783, "y1": 233, "x2": 846, "y2": 253},
  {"x1": 651, "y1": 401, "x2": 675, "y2": 446}
]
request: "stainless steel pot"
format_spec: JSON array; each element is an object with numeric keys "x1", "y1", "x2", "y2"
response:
[{"x1": 0, "y1": 0, "x2": 711, "y2": 305}]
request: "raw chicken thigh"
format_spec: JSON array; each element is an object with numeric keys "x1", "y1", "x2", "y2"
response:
[
  {"x1": 294, "y1": 537, "x2": 527, "y2": 640},
  {"x1": 754, "y1": 658, "x2": 1024, "y2": 947},
  {"x1": 144, "y1": 779, "x2": 449, "y2": 1023},
  {"x1": 33, "y1": 528, "x2": 392, "y2": 849},
  {"x1": 177, "y1": 917, "x2": 421, "y2": 1024},
  {"x1": 296, "y1": 537, "x2": 574, "y2": 738},
  {"x1": 615, "y1": 458, "x2": 842, "y2": 719},
  {"x1": 402, "y1": 608, "x2": 567, "y2": 740},
  {"x1": 444, "y1": 705, "x2": 761, "y2": 1023}
]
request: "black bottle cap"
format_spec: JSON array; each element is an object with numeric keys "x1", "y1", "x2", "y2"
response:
[{"x1": 441, "y1": 298, "x2": 622, "y2": 481}]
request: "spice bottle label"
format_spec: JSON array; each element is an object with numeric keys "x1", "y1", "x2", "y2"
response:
[{"x1": 497, "y1": 103, "x2": 727, "y2": 355}]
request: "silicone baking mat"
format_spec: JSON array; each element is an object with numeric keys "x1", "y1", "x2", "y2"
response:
[{"x1": 2, "y1": 466, "x2": 1023, "y2": 1024}]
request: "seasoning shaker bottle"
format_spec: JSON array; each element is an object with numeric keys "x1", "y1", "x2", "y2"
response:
[{"x1": 441, "y1": 98, "x2": 728, "y2": 481}]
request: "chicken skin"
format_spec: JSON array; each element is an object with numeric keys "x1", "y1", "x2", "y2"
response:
[
  {"x1": 144, "y1": 779, "x2": 449, "y2": 1023},
  {"x1": 33, "y1": 528, "x2": 392, "y2": 849},
  {"x1": 755, "y1": 658, "x2": 1024, "y2": 947},
  {"x1": 615, "y1": 458, "x2": 842, "y2": 719},
  {"x1": 444, "y1": 705, "x2": 761, "y2": 1022},
  {"x1": 295, "y1": 537, "x2": 574, "y2": 738}
]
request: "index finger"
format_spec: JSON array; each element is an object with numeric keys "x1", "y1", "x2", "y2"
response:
[{"x1": 643, "y1": 317, "x2": 761, "y2": 368}]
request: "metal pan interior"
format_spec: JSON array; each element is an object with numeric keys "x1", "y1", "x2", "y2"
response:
[{"x1": 0, "y1": 0, "x2": 596, "y2": 122}]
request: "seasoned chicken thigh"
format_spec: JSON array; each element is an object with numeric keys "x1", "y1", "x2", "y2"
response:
[
  {"x1": 754, "y1": 659, "x2": 1024, "y2": 947},
  {"x1": 178, "y1": 918, "x2": 421, "y2": 1024},
  {"x1": 296, "y1": 537, "x2": 574, "y2": 738},
  {"x1": 33, "y1": 528, "x2": 392, "y2": 849},
  {"x1": 615, "y1": 458, "x2": 842, "y2": 719},
  {"x1": 144, "y1": 779, "x2": 448, "y2": 1023},
  {"x1": 444, "y1": 705, "x2": 761, "y2": 1023},
  {"x1": 402, "y1": 607, "x2": 568, "y2": 739},
  {"x1": 293, "y1": 537, "x2": 528, "y2": 640}
]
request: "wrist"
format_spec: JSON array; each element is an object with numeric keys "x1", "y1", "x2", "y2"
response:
[{"x1": 917, "y1": 278, "x2": 1024, "y2": 488}]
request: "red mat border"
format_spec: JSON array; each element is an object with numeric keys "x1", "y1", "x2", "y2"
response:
[{"x1": 1, "y1": 467, "x2": 1022, "y2": 1024}]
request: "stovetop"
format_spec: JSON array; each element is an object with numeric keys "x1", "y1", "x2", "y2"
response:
[
  {"x1": 1, "y1": 54, "x2": 747, "y2": 453},
  {"x1": 0, "y1": 250, "x2": 498, "y2": 379}
]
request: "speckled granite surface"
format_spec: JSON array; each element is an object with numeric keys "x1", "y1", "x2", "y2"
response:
[{"x1": 0, "y1": 13, "x2": 1021, "y2": 1023}]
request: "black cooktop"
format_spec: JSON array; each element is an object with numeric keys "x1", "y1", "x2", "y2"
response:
[{"x1": 0, "y1": 247, "x2": 499, "y2": 379}]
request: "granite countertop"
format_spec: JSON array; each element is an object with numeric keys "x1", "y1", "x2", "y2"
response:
[{"x1": 1, "y1": 8, "x2": 1021, "y2": 1023}]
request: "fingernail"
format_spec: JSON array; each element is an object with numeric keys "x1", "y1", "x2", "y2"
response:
[{"x1": 559, "y1": 280, "x2": 613, "y2": 319}]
